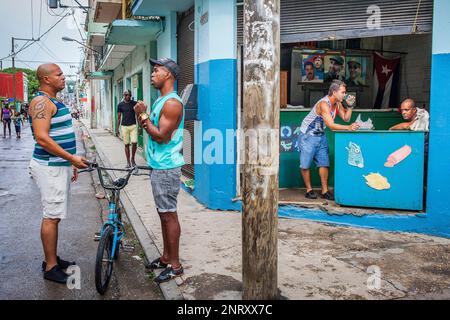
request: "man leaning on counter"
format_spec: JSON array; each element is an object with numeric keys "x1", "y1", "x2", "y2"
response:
[{"x1": 389, "y1": 98, "x2": 429, "y2": 131}]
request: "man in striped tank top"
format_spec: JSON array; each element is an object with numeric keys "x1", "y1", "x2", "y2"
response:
[
  {"x1": 28, "y1": 64, "x2": 88, "y2": 284},
  {"x1": 299, "y1": 80, "x2": 359, "y2": 200}
]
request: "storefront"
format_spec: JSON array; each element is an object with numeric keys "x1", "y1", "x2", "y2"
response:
[
  {"x1": 123, "y1": 0, "x2": 450, "y2": 236},
  {"x1": 235, "y1": 0, "x2": 432, "y2": 212}
]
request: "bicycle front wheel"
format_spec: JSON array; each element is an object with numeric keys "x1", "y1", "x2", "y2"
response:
[{"x1": 95, "y1": 225, "x2": 115, "y2": 294}]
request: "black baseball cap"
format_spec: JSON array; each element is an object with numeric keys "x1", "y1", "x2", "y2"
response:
[{"x1": 149, "y1": 58, "x2": 180, "y2": 79}]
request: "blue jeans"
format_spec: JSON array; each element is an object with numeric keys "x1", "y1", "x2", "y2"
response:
[{"x1": 299, "y1": 133, "x2": 330, "y2": 169}]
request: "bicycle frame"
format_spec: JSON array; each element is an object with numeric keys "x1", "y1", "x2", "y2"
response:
[
  {"x1": 79, "y1": 162, "x2": 152, "y2": 294},
  {"x1": 103, "y1": 190, "x2": 125, "y2": 260},
  {"x1": 80, "y1": 163, "x2": 152, "y2": 260}
]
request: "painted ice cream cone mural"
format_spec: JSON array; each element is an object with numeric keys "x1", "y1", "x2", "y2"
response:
[
  {"x1": 364, "y1": 173, "x2": 391, "y2": 190},
  {"x1": 384, "y1": 145, "x2": 412, "y2": 167}
]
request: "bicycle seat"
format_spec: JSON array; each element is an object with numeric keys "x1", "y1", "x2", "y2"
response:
[{"x1": 112, "y1": 178, "x2": 127, "y2": 188}]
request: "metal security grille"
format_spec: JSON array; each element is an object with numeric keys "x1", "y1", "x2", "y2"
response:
[
  {"x1": 177, "y1": 6, "x2": 195, "y2": 178},
  {"x1": 237, "y1": 0, "x2": 433, "y2": 43},
  {"x1": 183, "y1": 120, "x2": 195, "y2": 178},
  {"x1": 177, "y1": 7, "x2": 195, "y2": 94}
]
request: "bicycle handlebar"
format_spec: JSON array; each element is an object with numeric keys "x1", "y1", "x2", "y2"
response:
[{"x1": 79, "y1": 162, "x2": 152, "y2": 191}]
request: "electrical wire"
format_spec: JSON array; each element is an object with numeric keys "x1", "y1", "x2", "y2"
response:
[
  {"x1": 72, "y1": 9, "x2": 85, "y2": 41},
  {"x1": 36, "y1": 41, "x2": 60, "y2": 62},
  {"x1": 31, "y1": 0, "x2": 34, "y2": 38},
  {"x1": 38, "y1": 0, "x2": 43, "y2": 36},
  {"x1": 3, "y1": 59, "x2": 80, "y2": 64},
  {"x1": 0, "y1": 13, "x2": 71, "y2": 61}
]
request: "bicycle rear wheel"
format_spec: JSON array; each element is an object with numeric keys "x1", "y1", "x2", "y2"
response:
[{"x1": 95, "y1": 225, "x2": 115, "y2": 294}]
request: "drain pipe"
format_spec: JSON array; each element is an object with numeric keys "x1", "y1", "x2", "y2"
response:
[
  {"x1": 122, "y1": 0, "x2": 126, "y2": 20},
  {"x1": 155, "y1": 18, "x2": 165, "y2": 40}
]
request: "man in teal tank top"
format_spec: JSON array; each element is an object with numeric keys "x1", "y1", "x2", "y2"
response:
[
  {"x1": 28, "y1": 64, "x2": 88, "y2": 284},
  {"x1": 134, "y1": 58, "x2": 185, "y2": 283}
]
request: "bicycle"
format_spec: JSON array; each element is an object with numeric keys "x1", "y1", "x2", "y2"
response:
[{"x1": 79, "y1": 162, "x2": 152, "y2": 294}]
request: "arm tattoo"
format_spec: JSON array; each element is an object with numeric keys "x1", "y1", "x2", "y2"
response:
[{"x1": 31, "y1": 102, "x2": 46, "y2": 120}]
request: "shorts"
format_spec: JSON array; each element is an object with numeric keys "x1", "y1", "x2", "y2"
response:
[
  {"x1": 120, "y1": 124, "x2": 138, "y2": 145},
  {"x1": 299, "y1": 133, "x2": 330, "y2": 169},
  {"x1": 29, "y1": 159, "x2": 71, "y2": 220},
  {"x1": 150, "y1": 167, "x2": 182, "y2": 213},
  {"x1": 14, "y1": 125, "x2": 21, "y2": 133}
]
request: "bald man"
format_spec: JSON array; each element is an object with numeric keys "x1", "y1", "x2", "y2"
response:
[
  {"x1": 390, "y1": 99, "x2": 429, "y2": 131},
  {"x1": 29, "y1": 63, "x2": 88, "y2": 284}
]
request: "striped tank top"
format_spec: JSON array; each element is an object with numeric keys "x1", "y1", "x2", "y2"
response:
[
  {"x1": 300, "y1": 95, "x2": 339, "y2": 136},
  {"x1": 30, "y1": 91, "x2": 76, "y2": 166}
]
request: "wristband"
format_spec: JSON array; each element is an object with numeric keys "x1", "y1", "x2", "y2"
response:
[{"x1": 138, "y1": 112, "x2": 149, "y2": 122}]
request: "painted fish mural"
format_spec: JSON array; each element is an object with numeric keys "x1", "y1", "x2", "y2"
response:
[
  {"x1": 384, "y1": 145, "x2": 412, "y2": 167},
  {"x1": 346, "y1": 142, "x2": 364, "y2": 168}
]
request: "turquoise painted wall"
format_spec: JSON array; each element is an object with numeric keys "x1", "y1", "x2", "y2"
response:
[
  {"x1": 334, "y1": 131, "x2": 424, "y2": 211},
  {"x1": 192, "y1": 0, "x2": 239, "y2": 210}
]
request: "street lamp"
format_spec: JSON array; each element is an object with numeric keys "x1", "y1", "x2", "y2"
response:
[{"x1": 61, "y1": 37, "x2": 100, "y2": 55}]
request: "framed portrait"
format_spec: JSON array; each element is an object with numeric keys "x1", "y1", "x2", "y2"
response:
[
  {"x1": 345, "y1": 56, "x2": 367, "y2": 86},
  {"x1": 300, "y1": 50, "x2": 324, "y2": 83},
  {"x1": 324, "y1": 53, "x2": 346, "y2": 82}
]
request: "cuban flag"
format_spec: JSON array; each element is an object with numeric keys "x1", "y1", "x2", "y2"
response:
[{"x1": 372, "y1": 52, "x2": 401, "y2": 109}]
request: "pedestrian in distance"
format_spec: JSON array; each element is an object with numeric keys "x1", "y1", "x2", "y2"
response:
[
  {"x1": 2, "y1": 103, "x2": 12, "y2": 138},
  {"x1": 11, "y1": 110, "x2": 24, "y2": 139}
]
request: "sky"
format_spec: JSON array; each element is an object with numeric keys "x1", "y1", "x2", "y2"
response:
[{"x1": 0, "y1": 0, "x2": 89, "y2": 77}]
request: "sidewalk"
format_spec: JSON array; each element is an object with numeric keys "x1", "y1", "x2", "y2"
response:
[{"x1": 80, "y1": 120, "x2": 450, "y2": 300}]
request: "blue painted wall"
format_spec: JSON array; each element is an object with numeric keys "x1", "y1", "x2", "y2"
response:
[
  {"x1": 426, "y1": 53, "x2": 450, "y2": 219},
  {"x1": 192, "y1": 0, "x2": 239, "y2": 210},
  {"x1": 193, "y1": 59, "x2": 239, "y2": 210}
]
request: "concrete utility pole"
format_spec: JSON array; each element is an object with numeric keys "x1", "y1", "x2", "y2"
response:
[
  {"x1": 11, "y1": 37, "x2": 36, "y2": 110},
  {"x1": 242, "y1": 0, "x2": 280, "y2": 300}
]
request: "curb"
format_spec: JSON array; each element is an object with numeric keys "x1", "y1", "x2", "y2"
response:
[{"x1": 79, "y1": 121, "x2": 184, "y2": 301}]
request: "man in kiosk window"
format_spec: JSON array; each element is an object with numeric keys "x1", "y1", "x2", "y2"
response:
[{"x1": 389, "y1": 98, "x2": 429, "y2": 131}]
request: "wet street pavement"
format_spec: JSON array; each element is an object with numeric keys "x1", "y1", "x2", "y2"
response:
[{"x1": 0, "y1": 121, "x2": 164, "y2": 300}]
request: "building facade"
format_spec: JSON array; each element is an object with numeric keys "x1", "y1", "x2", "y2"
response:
[{"x1": 84, "y1": 0, "x2": 450, "y2": 237}]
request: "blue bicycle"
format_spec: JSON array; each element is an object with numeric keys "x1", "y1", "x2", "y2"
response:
[{"x1": 80, "y1": 163, "x2": 152, "y2": 294}]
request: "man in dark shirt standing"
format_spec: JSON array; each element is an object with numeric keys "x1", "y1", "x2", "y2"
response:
[{"x1": 116, "y1": 90, "x2": 138, "y2": 168}]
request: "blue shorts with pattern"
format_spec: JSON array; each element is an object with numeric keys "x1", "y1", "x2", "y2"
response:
[{"x1": 299, "y1": 133, "x2": 330, "y2": 169}]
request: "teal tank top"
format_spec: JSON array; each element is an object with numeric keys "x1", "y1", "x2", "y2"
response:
[{"x1": 146, "y1": 91, "x2": 184, "y2": 170}]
